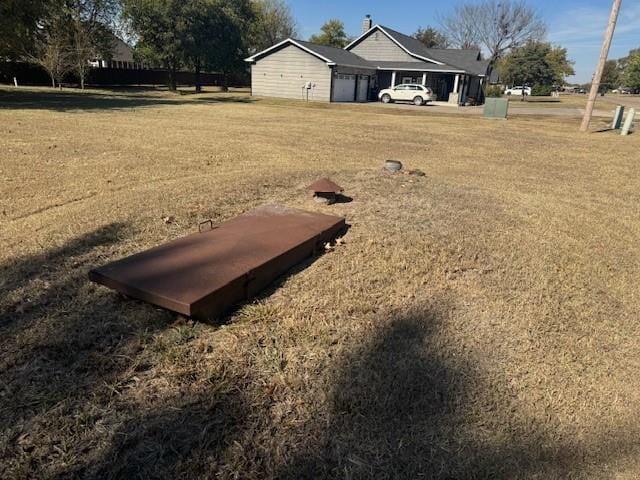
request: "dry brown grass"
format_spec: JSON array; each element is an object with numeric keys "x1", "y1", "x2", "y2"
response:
[{"x1": 1, "y1": 86, "x2": 639, "y2": 479}]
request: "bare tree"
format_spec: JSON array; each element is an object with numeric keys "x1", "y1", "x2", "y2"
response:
[
  {"x1": 250, "y1": 0, "x2": 298, "y2": 52},
  {"x1": 26, "y1": 16, "x2": 72, "y2": 89},
  {"x1": 439, "y1": 4, "x2": 480, "y2": 49},
  {"x1": 71, "y1": 17, "x2": 93, "y2": 90},
  {"x1": 441, "y1": 0, "x2": 546, "y2": 64},
  {"x1": 68, "y1": 0, "x2": 118, "y2": 89}
]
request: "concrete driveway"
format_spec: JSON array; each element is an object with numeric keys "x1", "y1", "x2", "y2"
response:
[
  {"x1": 598, "y1": 95, "x2": 640, "y2": 109},
  {"x1": 360, "y1": 100, "x2": 612, "y2": 118}
]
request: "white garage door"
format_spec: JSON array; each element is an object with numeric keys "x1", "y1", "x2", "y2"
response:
[{"x1": 333, "y1": 74, "x2": 356, "y2": 102}]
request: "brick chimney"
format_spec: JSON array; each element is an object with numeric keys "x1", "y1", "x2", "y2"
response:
[{"x1": 362, "y1": 15, "x2": 373, "y2": 33}]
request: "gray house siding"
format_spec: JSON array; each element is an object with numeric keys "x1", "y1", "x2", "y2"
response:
[
  {"x1": 251, "y1": 44, "x2": 332, "y2": 102},
  {"x1": 348, "y1": 31, "x2": 418, "y2": 63}
]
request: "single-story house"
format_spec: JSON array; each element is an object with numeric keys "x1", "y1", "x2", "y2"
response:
[
  {"x1": 89, "y1": 35, "x2": 144, "y2": 70},
  {"x1": 245, "y1": 16, "x2": 493, "y2": 105}
]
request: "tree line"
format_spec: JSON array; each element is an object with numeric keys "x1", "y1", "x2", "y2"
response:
[
  {"x1": 599, "y1": 50, "x2": 640, "y2": 93},
  {"x1": 0, "y1": 0, "x2": 298, "y2": 90},
  {"x1": 2, "y1": 0, "x2": 590, "y2": 92}
]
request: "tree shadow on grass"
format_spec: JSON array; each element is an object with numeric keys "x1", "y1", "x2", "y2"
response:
[
  {"x1": 0, "y1": 88, "x2": 253, "y2": 112},
  {"x1": 277, "y1": 305, "x2": 639, "y2": 479},
  {"x1": 58, "y1": 391, "x2": 250, "y2": 480},
  {"x1": 0, "y1": 224, "x2": 176, "y2": 477}
]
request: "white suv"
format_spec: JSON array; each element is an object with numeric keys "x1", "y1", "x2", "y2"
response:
[
  {"x1": 504, "y1": 86, "x2": 531, "y2": 96},
  {"x1": 378, "y1": 84, "x2": 433, "y2": 106}
]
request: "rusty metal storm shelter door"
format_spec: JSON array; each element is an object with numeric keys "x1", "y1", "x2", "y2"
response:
[{"x1": 89, "y1": 205, "x2": 346, "y2": 320}]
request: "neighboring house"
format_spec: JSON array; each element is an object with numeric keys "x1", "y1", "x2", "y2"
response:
[
  {"x1": 89, "y1": 35, "x2": 144, "y2": 70},
  {"x1": 245, "y1": 16, "x2": 491, "y2": 105}
]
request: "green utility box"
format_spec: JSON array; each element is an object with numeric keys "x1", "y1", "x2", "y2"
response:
[{"x1": 484, "y1": 97, "x2": 509, "y2": 119}]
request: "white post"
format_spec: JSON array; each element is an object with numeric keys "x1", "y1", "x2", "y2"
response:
[
  {"x1": 390, "y1": 71, "x2": 396, "y2": 88},
  {"x1": 13, "y1": 77, "x2": 18, "y2": 87},
  {"x1": 612, "y1": 105, "x2": 625, "y2": 129},
  {"x1": 453, "y1": 74, "x2": 460, "y2": 93},
  {"x1": 621, "y1": 108, "x2": 635, "y2": 136},
  {"x1": 422, "y1": 72, "x2": 427, "y2": 86}
]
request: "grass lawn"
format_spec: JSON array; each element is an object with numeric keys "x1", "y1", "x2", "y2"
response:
[{"x1": 1, "y1": 86, "x2": 639, "y2": 479}]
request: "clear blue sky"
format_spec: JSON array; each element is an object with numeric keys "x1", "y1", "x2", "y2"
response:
[{"x1": 287, "y1": 0, "x2": 640, "y2": 83}]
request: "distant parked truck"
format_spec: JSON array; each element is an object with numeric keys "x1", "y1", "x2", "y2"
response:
[{"x1": 504, "y1": 86, "x2": 531, "y2": 96}]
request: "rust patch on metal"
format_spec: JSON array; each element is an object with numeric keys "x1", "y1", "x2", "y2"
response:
[
  {"x1": 89, "y1": 205, "x2": 346, "y2": 320},
  {"x1": 307, "y1": 178, "x2": 344, "y2": 194}
]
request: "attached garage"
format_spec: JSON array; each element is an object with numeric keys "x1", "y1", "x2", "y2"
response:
[
  {"x1": 332, "y1": 74, "x2": 356, "y2": 102},
  {"x1": 357, "y1": 75, "x2": 370, "y2": 102},
  {"x1": 246, "y1": 39, "x2": 376, "y2": 103}
]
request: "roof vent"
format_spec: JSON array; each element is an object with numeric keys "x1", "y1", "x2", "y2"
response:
[{"x1": 362, "y1": 15, "x2": 373, "y2": 34}]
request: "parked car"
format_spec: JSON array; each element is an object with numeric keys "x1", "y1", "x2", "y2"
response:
[
  {"x1": 378, "y1": 84, "x2": 433, "y2": 106},
  {"x1": 504, "y1": 86, "x2": 531, "y2": 96}
]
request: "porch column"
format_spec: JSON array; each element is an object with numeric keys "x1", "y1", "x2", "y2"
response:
[
  {"x1": 390, "y1": 71, "x2": 396, "y2": 88},
  {"x1": 453, "y1": 74, "x2": 460, "y2": 93},
  {"x1": 422, "y1": 72, "x2": 427, "y2": 86}
]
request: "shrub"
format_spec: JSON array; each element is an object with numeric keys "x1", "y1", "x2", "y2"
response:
[
  {"x1": 531, "y1": 84, "x2": 554, "y2": 96},
  {"x1": 485, "y1": 85, "x2": 502, "y2": 97}
]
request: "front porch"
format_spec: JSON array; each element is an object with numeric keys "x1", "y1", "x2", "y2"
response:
[{"x1": 374, "y1": 70, "x2": 484, "y2": 105}]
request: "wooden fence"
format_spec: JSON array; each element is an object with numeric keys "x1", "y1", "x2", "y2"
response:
[{"x1": 0, "y1": 62, "x2": 248, "y2": 87}]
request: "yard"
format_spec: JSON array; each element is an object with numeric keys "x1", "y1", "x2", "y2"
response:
[{"x1": 1, "y1": 87, "x2": 639, "y2": 479}]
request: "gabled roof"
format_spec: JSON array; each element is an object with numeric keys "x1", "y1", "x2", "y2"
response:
[
  {"x1": 245, "y1": 29, "x2": 489, "y2": 77},
  {"x1": 293, "y1": 39, "x2": 374, "y2": 68},
  {"x1": 346, "y1": 24, "x2": 489, "y2": 76},
  {"x1": 346, "y1": 25, "x2": 446, "y2": 64},
  {"x1": 424, "y1": 49, "x2": 489, "y2": 76},
  {"x1": 111, "y1": 36, "x2": 135, "y2": 63},
  {"x1": 245, "y1": 38, "x2": 374, "y2": 69}
]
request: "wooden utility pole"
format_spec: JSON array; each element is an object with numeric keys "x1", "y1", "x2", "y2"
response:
[{"x1": 580, "y1": 0, "x2": 623, "y2": 132}]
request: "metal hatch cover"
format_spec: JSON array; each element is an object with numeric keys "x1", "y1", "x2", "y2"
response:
[{"x1": 89, "y1": 205, "x2": 346, "y2": 320}]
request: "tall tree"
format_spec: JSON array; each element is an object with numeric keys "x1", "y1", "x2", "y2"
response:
[
  {"x1": 623, "y1": 50, "x2": 640, "y2": 92},
  {"x1": 207, "y1": 0, "x2": 254, "y2": 90},
  {"x1": 25, "y1": 8, "x2": 73, "y2": 88},
  {"x1": 617, "y1": 48, "x2": 640, "y2": 74},
  {"x1": 413, "y1": 27, "x2": 449, "y2": 48},
  {"x1": 309, "y1": 19, "x2": 349, "y2": 48},
  {"x1": 0, "y1": 0, "x2": 50, "y2": 59},
  {"x1": 122, "y1": 0, "x2": 189, "y2": 91},
  {"x1": 600, "y1": 59, "x2": 620, "y2": 91},
  {"x1": 124, "y1": 0, "x2": 253, "y2": 91},
  {"x1": 181, "y1": 0, "x2": 220, "y2": 92},
  {"x1": 441, "y1": 0, "x2": 546, "y2": 64},
  {"x1": 68, "y1": 0, "x2": 118, "y2": 89},
  {"x1": 439, "y1": 4, "x2": 481, "y2": 49},
  {"x1": 498, "y1": 41, "x2": 573, "y2": 87},
  {"x1": 546, "y1": 45, "x2": 575, "y2": 84},
  {"x1": 250, "y1": 0, "x2": 297, "y2": 52}
]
